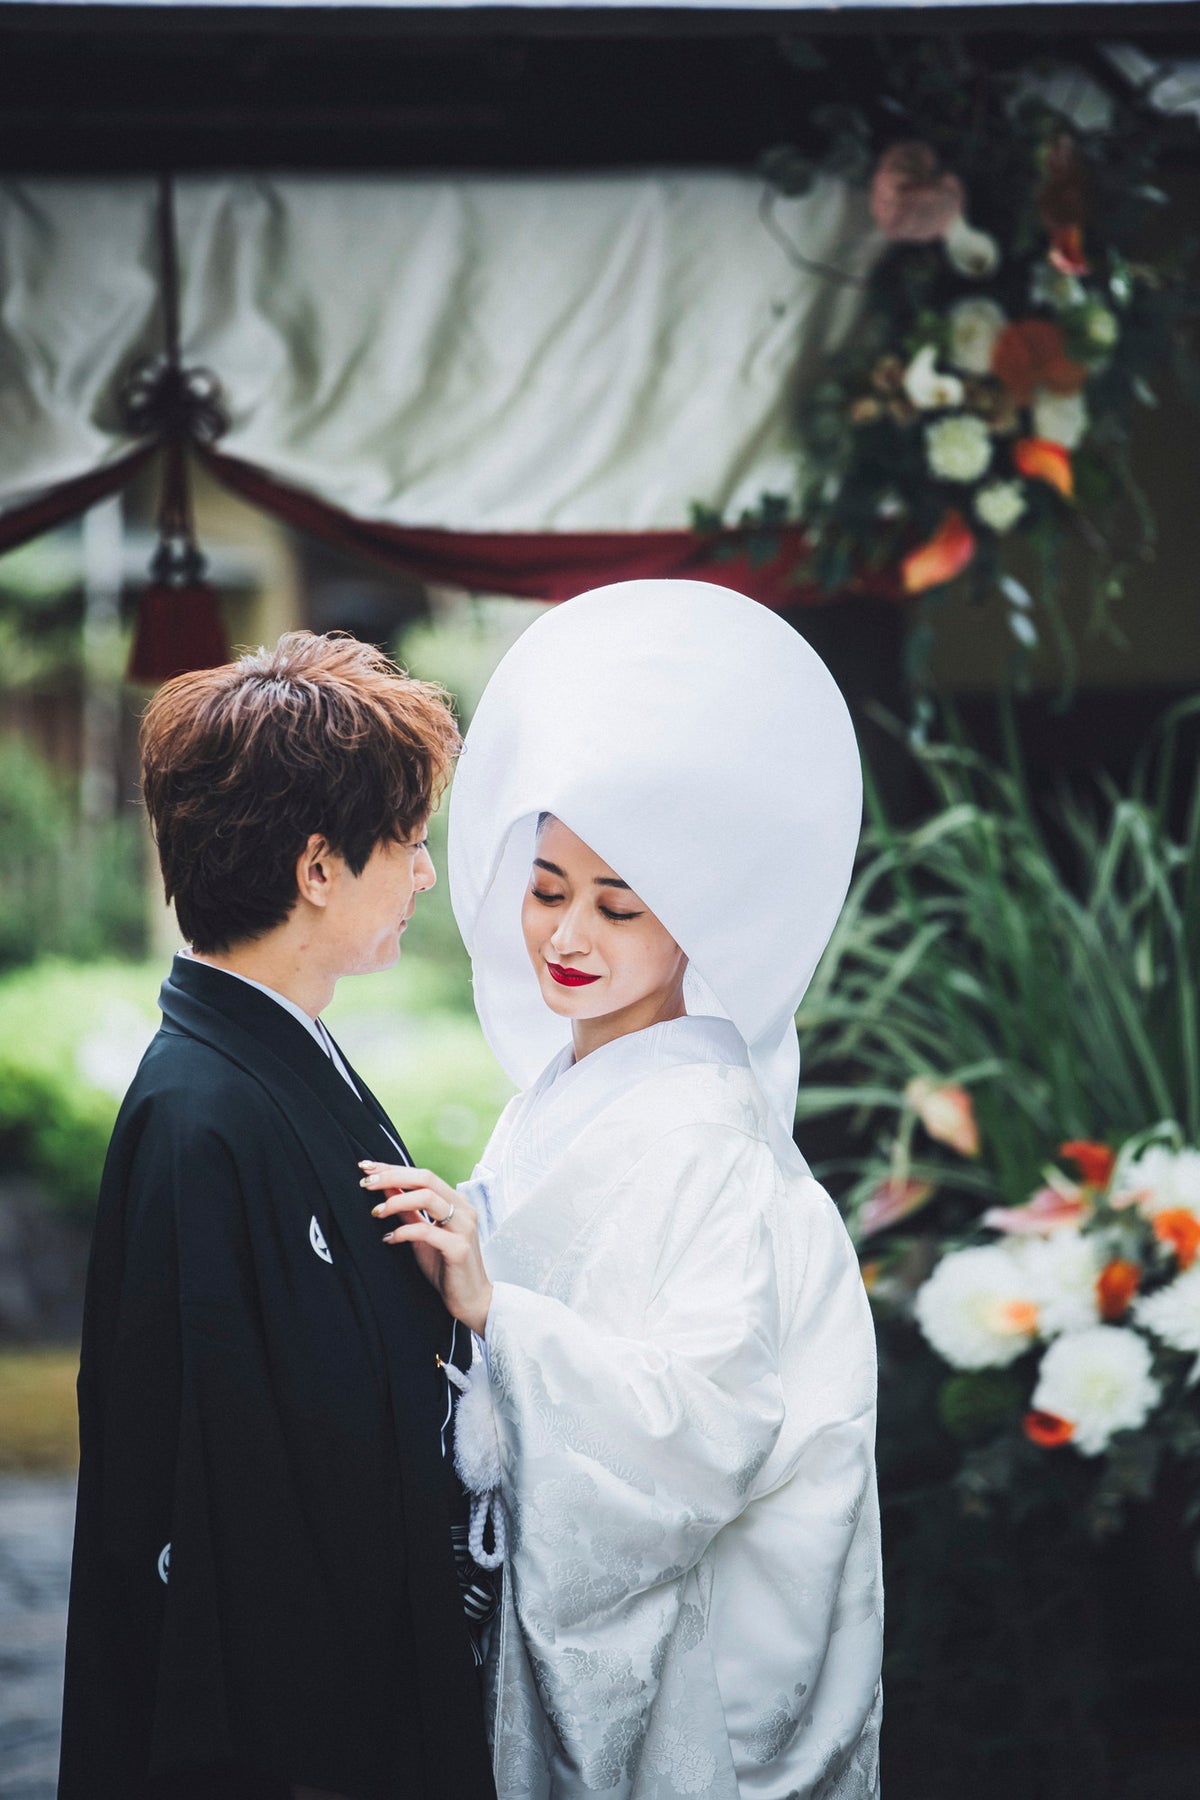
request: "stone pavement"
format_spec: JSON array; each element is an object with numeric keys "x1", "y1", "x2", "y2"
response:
[{"x1": 0, "y1": 1477, "x2": 75, "y2": 1800}]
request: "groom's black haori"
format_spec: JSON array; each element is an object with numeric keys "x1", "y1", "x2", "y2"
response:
[{"x1": 59, "y1": 635, "x2": 495, "y2": 1800}]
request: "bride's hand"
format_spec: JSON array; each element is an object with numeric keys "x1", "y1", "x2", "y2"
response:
[{"x1": 359, "y1": 1162, "x2": 493, "y2": 1336}]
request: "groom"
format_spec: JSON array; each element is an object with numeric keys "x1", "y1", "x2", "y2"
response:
[{"x1": 60, "y1": 633, "x2": 495, "y2": 1800}]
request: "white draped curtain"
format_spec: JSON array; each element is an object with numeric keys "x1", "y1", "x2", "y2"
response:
[{"x1": 0, "y1": 171, "x2": 880, "y2": 624}]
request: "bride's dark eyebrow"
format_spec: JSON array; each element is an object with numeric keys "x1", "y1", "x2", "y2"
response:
[{"x1": 532, "y1": 857, "x2": 630, "y2": 891}]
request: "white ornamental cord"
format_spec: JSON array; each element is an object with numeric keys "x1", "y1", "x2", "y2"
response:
[{"x1": 442, "y1": 1358, "x2": 507, "y2": 1571}]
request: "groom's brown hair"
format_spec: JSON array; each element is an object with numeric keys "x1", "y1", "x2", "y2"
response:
[{"x1": 140, "y1": 631, "x2": 459, "y2": 953}]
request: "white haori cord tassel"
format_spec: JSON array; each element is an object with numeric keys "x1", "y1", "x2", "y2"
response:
[{"x1": 442, "y1": 1358, "x2": 507, "y2": 1570}]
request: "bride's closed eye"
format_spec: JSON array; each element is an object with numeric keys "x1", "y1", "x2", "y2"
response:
[{"x1": 530, "y1": 886, "x2": 643, "y2": 923}]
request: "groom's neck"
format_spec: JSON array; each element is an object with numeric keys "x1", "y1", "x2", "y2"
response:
[{"x1": 191, "y1": 918, "x2": 336, "y2": 1020}]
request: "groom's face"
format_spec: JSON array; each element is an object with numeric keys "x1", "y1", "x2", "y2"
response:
[{"x1": 317, "y1": 824, "x2": 436, "y2": 977}]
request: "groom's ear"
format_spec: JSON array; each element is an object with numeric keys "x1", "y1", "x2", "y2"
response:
[{"x1": 295, "y1": 834, "x2": 338, "y2": 910}]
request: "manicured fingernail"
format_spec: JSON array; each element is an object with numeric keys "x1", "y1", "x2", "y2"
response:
[
  {"x1": 371, "y1": 1204, "x2": 385, "y2": 1217},
  {"x1": 359, "y1": 1160, "x2": 377, "y2": 1170},
  {"x1": 383, "y1": 1230, "x2": 397, "y2": 1243}
]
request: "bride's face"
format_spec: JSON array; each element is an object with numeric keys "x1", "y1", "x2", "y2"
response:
[{"x1": 521, "y1": 817, "x2": 687, "y2": 1027}]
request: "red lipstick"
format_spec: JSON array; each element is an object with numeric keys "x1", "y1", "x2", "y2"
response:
[{"x1": 547, "y1": 963, "x2": 601, "y2": 987}]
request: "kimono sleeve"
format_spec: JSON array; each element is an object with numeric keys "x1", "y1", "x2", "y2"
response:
[{"x1": 483, "y1": 1121, "x2": 785, "y2": 1621}]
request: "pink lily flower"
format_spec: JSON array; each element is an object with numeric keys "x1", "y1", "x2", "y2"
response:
[{"x1": 983, "y1": 1185, "x2": 1089, "y2": 1236}]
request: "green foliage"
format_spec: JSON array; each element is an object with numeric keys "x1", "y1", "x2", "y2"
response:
[
  {"x1": 0, "y1": 957, "x2": 512, "y2": 1216},
  {"x1": 937, "y1": 1369, "x2": 1024, "y2": 1444},
  {"x1": 0, "y1": 960, "x2": 154, "y2": 1212},
  {"x1": 393, "y1": 598, "x2": 546, "y2": 1009},
  {"x1": 0, "y1": 740, "x2": 147, "y2": 971},
  {"x1": 798, "y1": 702, "x2": 1200, "y2": 1222}
]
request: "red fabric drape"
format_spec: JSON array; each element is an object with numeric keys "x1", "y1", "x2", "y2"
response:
[
  {"x1": 202, "y1": 448, "x2": 896, "y2": 612},
  {"x1": 0, "y1": 446, "x2": 156, "y2": 555},
  {"x1": 2, "y1": 443, "x2": 904, "y2": 618}
]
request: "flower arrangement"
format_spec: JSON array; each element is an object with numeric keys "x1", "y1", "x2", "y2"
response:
[
  {"x1": 903, "y1": 1125, "x2": 1200, "y2": 1520},
  {"x1": 798, "y1": 709, "x2": 1200, "y2": 1541},
  {"x1": 737, "y1": 39, "x2": 1199, "y2": 694}
]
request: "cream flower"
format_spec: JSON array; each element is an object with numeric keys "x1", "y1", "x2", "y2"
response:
[
  {"x1": 948, "y1": 298, "x2": 1008, "y2": 374},
  {"x1": 1032, "y1": 390, "x2": 1088, "y2": 450},
  {"x1": 914, "y1": 1245, "x2": 1039, "y2": 1370},
  {"x1": 926, "y1": 414, "x2": 993, "y2": 484},
  {"x1": 1030, "y1": 1326, "x2": 1160, "y2": 1455},
  {"x1": 1084, "y1": 303, "x2": 1119, "y2": 349},
  {"x1": 1134, "y1": 1266, "x2": 1200, "y2": 1355},
  {"x1": 974, "y1": 480, "x2": 1028, "y2": 534},
  {"x1": 1118, "y1": 1144, "x2": 1200, "y2": 1217},
  {"x1": 1020, "y1": 1231, "x2": 1102, "y2": 1338},
  {"x1": 945, "y1": 214, "x2": 1001, "y2": 279},
  {"x1": 903, "y1": 344, "x2": 965, "y2": 411}
]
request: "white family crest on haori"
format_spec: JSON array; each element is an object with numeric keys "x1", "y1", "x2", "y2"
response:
[{"x1": 448, "y1": 580, "x2": 883, "y2": 1799}]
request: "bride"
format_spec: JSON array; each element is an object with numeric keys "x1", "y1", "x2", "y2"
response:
[{"x1": 361, "y1": 579, "x2": 884, "y2": 1799}]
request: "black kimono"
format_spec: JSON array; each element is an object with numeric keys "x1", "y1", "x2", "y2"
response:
[{"x1": 59, "y1": 955, "x2": 496, "y2": 1800}]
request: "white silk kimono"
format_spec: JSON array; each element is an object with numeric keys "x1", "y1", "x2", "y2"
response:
[{"x1": 469, "y1": 1017, "x2": 883, "y2": 1800}]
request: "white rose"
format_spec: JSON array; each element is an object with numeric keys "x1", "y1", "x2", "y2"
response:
[
  {"x1": 1031, "y1": 390, "x2": 1088, "y2": 450},
  {"x1": 926, "y1": 414, "x2": 993, "y2": 484},
  {"x1": 1134, "y1": 1265, "x2": 1200, "y2": 1356},
  {"x1": 1030, "y1": 1326, "x2": 1160, "y2": 1456},
  {"x1": 903, "y1": 344, "x2": 965, "y2": 411},
  {"x1": 974, "y1": 480, "x2": 1028, "y2": 535},
  {"x1": 914, "y1": 1245, "x2": 1039, "y2": 1370},
  {"x1": 948, "y1": 298, "x2": 1008, "y2": 375},
  {"x1": 1118, "y1": 1144, "x2": 1200, "y2": 1217},
  {"x1": 945, "y1": 214, "x2": 1001, "y2": 279},
  {"x1": 1020, "y1": 1231, "x2": 1102, "y2": 1338}
]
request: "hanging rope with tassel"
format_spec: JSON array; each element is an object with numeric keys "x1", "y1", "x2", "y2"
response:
[{"x1": 119, "y1": 175, "x2": 231, "y2": 685}]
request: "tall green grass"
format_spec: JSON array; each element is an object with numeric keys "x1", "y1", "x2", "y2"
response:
[{"x1": 798, "y1": 702, "x2": 1200, "y2": 1224}]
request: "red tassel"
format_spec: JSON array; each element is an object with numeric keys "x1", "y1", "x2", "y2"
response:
[{"x1": 127, "y1": 579, "x2": 231, "y2": 685}]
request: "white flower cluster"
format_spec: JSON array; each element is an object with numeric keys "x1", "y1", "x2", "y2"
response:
[
  {"x1": 915, "y1": 1140, "x2": 1200, "y2": 1458},
  {"x1": 1030, "y1": 1327, "x2": 1160, "y2": 1456},
  {"x1": 947, "y1": 298, "x2": 1007, "y2": 375},
  {"x1": 1135, "y1": 1265, "x2": 1200, "y2": 1356},
  {"x1": 915, "y1": 1232, "x2": 1105, "y2": 1369},
  {"x1": 974, "y1": 481, "x2": 1027, "y2": 535},
  {"x1": 915, "y1": 1228, "x2": 1158, "y2": 1456},
  {"x1": 1032, "y1": 391, "x2": 1088, "y2": 450},
  {"x1": 914, "y1": 1245, "x2": 1038, "y2": 1369},
  {"x1": 1119, "y1": 1143, "x2": 1200, "y2": 1216},
  {"x1": 925, "y1": 414, "x2": 992, "y2": 484}
]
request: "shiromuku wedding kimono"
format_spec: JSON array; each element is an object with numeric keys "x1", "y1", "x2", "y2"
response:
[{"x1": 448, "y1": 580, "x2": 885, "y2": 1799}]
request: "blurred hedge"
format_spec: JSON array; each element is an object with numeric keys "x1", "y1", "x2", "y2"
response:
[
  {"x1": 0, "y1": 956, "x2": 513, "y2": 1216},
  {"x1": 0, "y1": 739, "x2": 146, "y2": 971}
]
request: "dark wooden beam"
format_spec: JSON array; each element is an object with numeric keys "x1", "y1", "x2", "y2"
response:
[{"x1": 1, "y1": 4, "x2": 1197, "y2": 174}]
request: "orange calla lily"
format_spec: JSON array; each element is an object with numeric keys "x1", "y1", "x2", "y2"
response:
[
  {"x1": 1024, "y1": 1410, "x2": 1076, "y2": 1449},
  {"x1": 901, "y1": 511, "x2": 975, "y2": 594},
  {"x1": 1153, "y1": 1209, "x2": 1200, "y2": 1269},
  {"x1": 1059, "y1": 1141, "x2": 1116, "y2": 1188},
  {"x1": 1049, "y1": 224, "x2": 1090, "y2": 276},
  {"x1": 1014, "y1": 437, "x2": 1074, "y2": 498},
  {"x1": 1097, "y1": 1259, "x2": 1141, "y2": 1321}
]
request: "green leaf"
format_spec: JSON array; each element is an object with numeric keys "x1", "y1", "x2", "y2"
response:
[{"x1": 938, "y1": 1371, "x2": 1025, "y2": 1445}]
